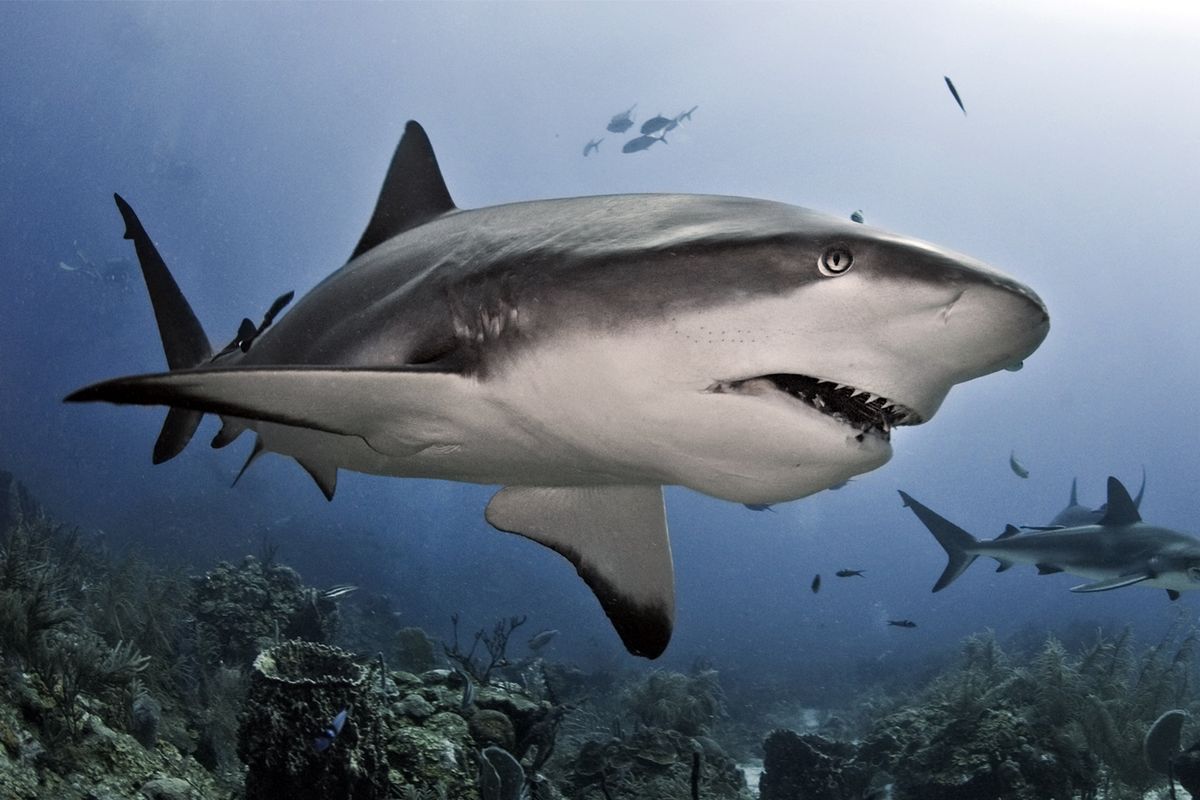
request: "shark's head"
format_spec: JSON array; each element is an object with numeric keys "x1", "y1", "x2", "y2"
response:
[
  {"x1": 1144, "y1": 535, "x2": 1200, "y2": 592},
  {"x1": 591, "y1": 201, "x2": 1051, "y2": 502}
]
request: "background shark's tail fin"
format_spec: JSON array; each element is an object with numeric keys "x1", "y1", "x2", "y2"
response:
[
  {"x1": 113, "y1": 194, "x2": 213, "y2": 463},
  {"x1": 898, "y1": 491, "x2": 979, "y2": 592}
]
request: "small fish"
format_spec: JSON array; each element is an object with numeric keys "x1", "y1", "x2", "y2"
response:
[
  {"x1": 312, "y1": 708, "x2": 348, "y2": 752},
  {"x1": 835, "y1": 569, "x2": 865, "y2": 578},
  {"x1": 606, "y1": 104, "x2": 637, "y2": 134},
  {"x1": 850, "y1": 210, "x2": 864, "y2": 224},
  {"x1": 622, "y1": 134, "x2": 666, "y2": 154},
  {"x1": 743, "y1": 503, "x2": 775, "y2": 512},
  {"x1": 944, "y1": 76, "x2": 966, "y2": 115},
  {"x1": 887, "y1": 619, "x2": 917, "y2": 628},
  {"x1": 322, "y1": 584, "x2": 359, "y2": 600},
  {"x1": 583, "y1": 137, "x2": 603, "y2": 157},
  {"x1": 214, "y1": 290, "x2": 295, "y2": 359},
  {"x1": 640, "y1": 114, "x2": 673, "y2": 135},
  {"x1": 1009, "y1": 450, "x2": 1029, "y2": 479},
  {"x1": 528, "y1": 628, "x2": 559, "y2": 652},
  {"x1": 811, "y1": 574, "x2": 821, "y2": 593}
]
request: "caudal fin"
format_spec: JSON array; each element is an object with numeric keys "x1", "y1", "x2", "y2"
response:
[
  {"x1": 898, "y1": 491, "x2": 980, "y2": 592},
  {"x1": 112, "y1": 194, "x2": 213, "y2": 462}
]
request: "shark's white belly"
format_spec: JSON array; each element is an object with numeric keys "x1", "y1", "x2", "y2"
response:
[{"x1": 255, "y1": 316, "x2": 891, "y2": 504}]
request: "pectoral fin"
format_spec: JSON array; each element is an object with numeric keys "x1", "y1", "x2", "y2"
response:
[
  {"x1": 485, "y1": 485, "x2": 674, "y2": 659},
  {"x1": 66, "y1": 366, "x2": 468, "y2": 458},
  {"x1": 1070, "y1": 573, "x2": 1152, "y2": 593}
]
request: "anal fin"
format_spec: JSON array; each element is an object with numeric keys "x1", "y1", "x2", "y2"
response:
[
  {"x1": 297, "y1": 456, "x2": 337, "y2": 501},
  {"x1": 485, "y1": 485, "x2": 674, "y2": 658},
  {"x1": 153, "y1": 407, "x2": 203, "y2": 464}
]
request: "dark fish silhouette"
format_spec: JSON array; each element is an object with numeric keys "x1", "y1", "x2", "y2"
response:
[
  {"x1": 944, "y1": 76, "x2": 966, "y2": 115},
  {"x1": 607, "y1": 104, "x2": 637, "y2": 134},
  {"x1": 743, "y1": 503, "x2": 775, "y2": 512},
  {"x1": 887, "y1": 619, "x2": 917, "y2": 628},
  {"x1": 214, "y1": 290, "x2": 295, "y2": 360},
  {"x1": 835, "y1": 569, "x2": 865, "y2": 578},
  {"x1": 1009, "y1": 450, "x2": 1029, "y2": 479},
  {"x1": 622, "y1": 134, "x2": 666, "y2": 154},
  {"x1": 312, "y1": 708, "x2": 348, "y2": 752},
  {"x1": 528, "y1": 628, "x2": 559, "y2": 651},
  {"x1": 811, "y1": 574, "x2": 821, "y2": 593},
  {"x1": 583, "y1": 138, "x2": 603, "y2": 157},
  {"x1": 640, "y1": 114, "x2": 673, "y2": 135}
]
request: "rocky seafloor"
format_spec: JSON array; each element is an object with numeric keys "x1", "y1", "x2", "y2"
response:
[{"x1": 0, "y1": 469, "x2": 1196, "y2": 799}]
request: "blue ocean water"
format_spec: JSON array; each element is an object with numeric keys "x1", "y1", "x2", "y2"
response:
[{"x1": 1, "y1": 0, "x2": 1198, "y2": 712}]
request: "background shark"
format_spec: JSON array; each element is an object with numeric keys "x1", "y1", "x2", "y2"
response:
[
  {"x1": 902, "y1": 476, "x2": 1200, "y2": 601},
  {"x1": 67, "y1": 121, "x2": 1049, "y2": 657},
  {"x1": 1041, "y1": 471, "x2": 1146, "y2": 528}
]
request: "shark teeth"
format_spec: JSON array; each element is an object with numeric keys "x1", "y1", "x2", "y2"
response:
[{"x1": 716, "y1": 374, "x2": 920, "y2": 441}]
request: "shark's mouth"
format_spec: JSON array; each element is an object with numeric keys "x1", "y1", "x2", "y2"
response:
[{"x1": 714, "y1": 373, "x2": 921, "y2": 441}]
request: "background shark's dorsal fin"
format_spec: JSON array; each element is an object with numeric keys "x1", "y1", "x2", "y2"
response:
[
  {"x1": 1069, "y1": 477, "x2": 1078, "y2": 507},
  {"x1": 349, "y1": 121, "x2": 457, "y2": 261},
  {"x1": 1099, "y1": 476, "x2": 1141, "y2": 526}
]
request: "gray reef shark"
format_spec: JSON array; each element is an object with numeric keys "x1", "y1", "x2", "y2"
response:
[
  {"x1": 901, "y1": 476, "x2": 1199, "y2": 600},
  {"x1": 66, "y1": 121, "x2": 1049, "y2": 657},
  {"x1": 1040, "y1": 471, "x2": 1146, "y2": 528}
]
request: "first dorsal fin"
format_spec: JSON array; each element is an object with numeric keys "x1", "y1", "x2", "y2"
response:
[
  {"x1": 349, "y1": 121, "x2": 457, "y2": 261},
  {"x1": 1099, "y1": 476, "x2": 1141, "y2": 526}
]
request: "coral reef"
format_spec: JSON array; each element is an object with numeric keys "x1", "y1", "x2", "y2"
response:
[
  {"x1": 759, "y1": 730, "x2": 868, "y2": 800},
  {"x1": 191, "y1": 556, "x2": 339, "y2": 665},
  {"x1": 754, "y1": 626, "x2": 1200, "y2": 800},
  {"x1": 238, "y1": 640, "x2": 388, "y2": 799}
]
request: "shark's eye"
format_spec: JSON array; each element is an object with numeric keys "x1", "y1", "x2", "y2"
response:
[
  {"x1": 818, "y1": 246, "x2": 854, "y2": 276},
  {"x1": 1189, "y1": 567, "x2": 1200, "y2": 583}
]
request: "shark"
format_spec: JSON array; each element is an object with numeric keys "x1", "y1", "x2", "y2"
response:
[
  {"x1": 66, "y1": 121, "x2": 1049, "y2": 657},
  {"x1": 901, "y1": 476, "x2": 1200, "y2": 601},
  {"x1": 1042, "y1": 471, "x2": 1146, "y2": 528}
]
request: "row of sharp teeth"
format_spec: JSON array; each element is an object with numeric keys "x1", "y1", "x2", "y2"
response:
[{"x1": 807, "y1": 380, "x2": 914, "y2": 425}]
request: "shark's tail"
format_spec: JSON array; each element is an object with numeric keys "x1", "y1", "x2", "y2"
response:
[
  {"x1": 898, "y1": 491, "x2": 980, "y2": 592},
  {"x1": 113, "y1": 194, "x2": 213, "y2": 463}
]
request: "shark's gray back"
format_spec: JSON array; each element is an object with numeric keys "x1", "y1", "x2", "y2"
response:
[{"x1": 241, "y1": 194, "x2": 851, "y2": 373}]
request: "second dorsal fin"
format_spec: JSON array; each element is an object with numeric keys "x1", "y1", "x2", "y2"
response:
[{"x1": 349, "y1": 121, "x2": 457, "y2": 261}]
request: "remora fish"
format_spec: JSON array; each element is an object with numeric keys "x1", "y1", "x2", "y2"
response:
[
  {"x1": 887, "y1": 619, "x2": 917, "y2": 628},
  {"x1": 901, "y1": 477, "x2": 1200, "y2": 601},
  {"x1": 66, "y1": 121, "x2": 1049, "y2": 658}
]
